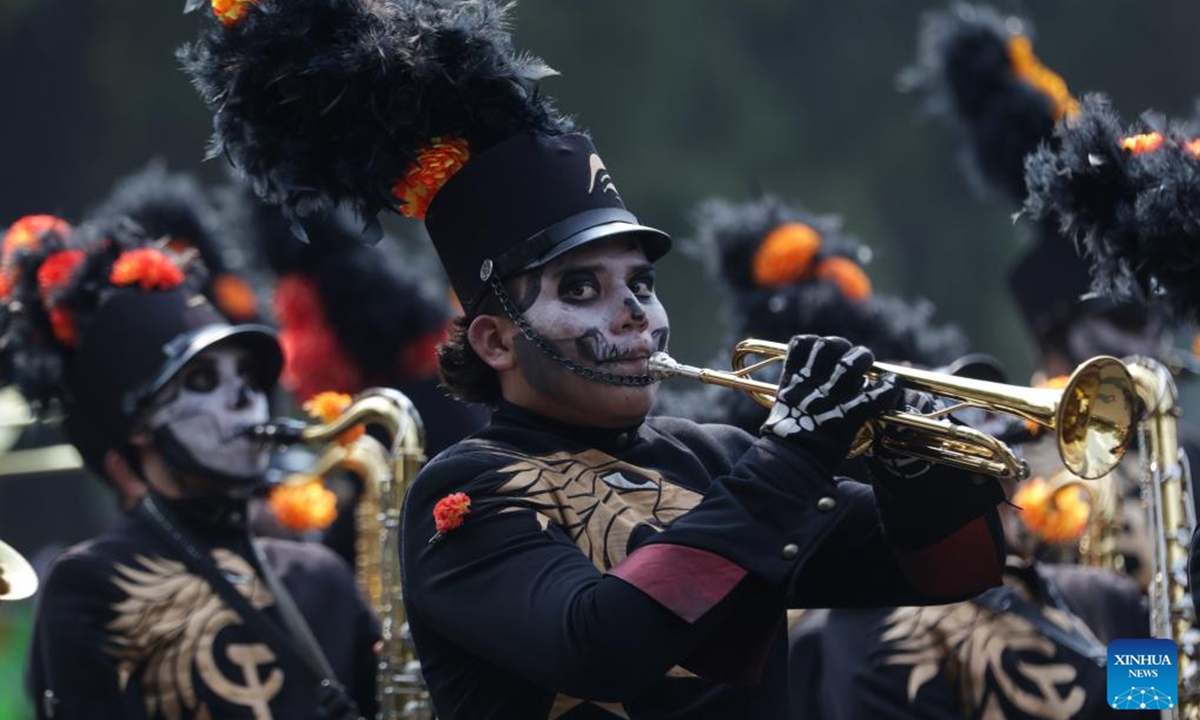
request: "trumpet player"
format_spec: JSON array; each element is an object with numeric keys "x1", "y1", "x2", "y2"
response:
[
  {"x1": 179, "y1": 2, "x2": 1014, "y2": 717},
  {"x1": 5, "y1": 215, "x2": 380, "y2": 720}
]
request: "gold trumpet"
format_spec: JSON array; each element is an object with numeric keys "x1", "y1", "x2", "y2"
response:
[{"x1": 647, "y1": 339, "x2": 1139, "y2": 481}]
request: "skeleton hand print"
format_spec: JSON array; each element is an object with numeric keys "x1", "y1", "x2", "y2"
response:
[{"x1": 761, "y1": 335, "x2": 900, "y2": 470}]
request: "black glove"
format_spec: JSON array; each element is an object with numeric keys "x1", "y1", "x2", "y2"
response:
[
  {"x1": 864, "y1": 389, "x2": 942, "y2": 482},
  {"x1": 761, "y1": 335, "x2": 901, "y2": 471}
]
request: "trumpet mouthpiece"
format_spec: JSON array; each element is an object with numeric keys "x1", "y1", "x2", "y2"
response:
[{"x1": 648, "y1": 352, "x2": 681, "y2": 380}]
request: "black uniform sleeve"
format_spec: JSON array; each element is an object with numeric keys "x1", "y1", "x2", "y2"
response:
[
  {"x1": 28, "y1": 552, "x2": 145, "y2": 720},
  {"x1": 637, "y1": 435, "x2": 1005, "y2": 607},
  {"x1": 401, "y1": 451, "x2": 769, "y2": 701}
]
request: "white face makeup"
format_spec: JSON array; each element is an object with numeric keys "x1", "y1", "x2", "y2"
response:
[
  {"x1": 144, "y1": 345, "x2": 270, "y2": 481},
  {"x1": 506, "y1": 236, "x2": 670, "y2": 427}
]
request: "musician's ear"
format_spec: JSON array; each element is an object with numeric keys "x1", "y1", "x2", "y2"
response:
[
  {"x1": 104, "y1": 448, "x2": 148, "y2": 512},
  {"x1": 467, "y1": 314, "x2": 517, "y2": 372}
]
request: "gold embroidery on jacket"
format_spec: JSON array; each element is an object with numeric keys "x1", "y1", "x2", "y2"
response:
[
  {"x1": 103, "y1": 550, "x2": 283, "y2": 720},
  {"x1": 882, "y1": 603, "x2": 1091, "y2": 719}
]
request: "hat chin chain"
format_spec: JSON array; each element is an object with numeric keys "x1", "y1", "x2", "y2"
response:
[{"x1": 486, "y1": 275, "x2": 658, "y2": 388}]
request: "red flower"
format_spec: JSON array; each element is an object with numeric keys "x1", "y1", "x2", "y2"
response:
[
  {"x1": 433, "y1": 492, "x2": 471, "y2": 536},
  {"x1": 36, "y1": 250, "x2": 85, "y2": 305},
  {"x1": 48, "y1": 306, "x2": 79, "y2": 348},
  {"x1": 3, "y1": 215, "x2": 70, "y2": 266},
  {"x1": 212, "y1": 0, "x2": 258, "y2": 26},
  {"x1": 392, "y1": 137, "x2": 471, "y2": 220},
  {"x1": 110, "y1": 248, "x2": 185, "y2": 291}
]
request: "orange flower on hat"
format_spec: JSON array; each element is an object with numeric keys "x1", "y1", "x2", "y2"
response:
[
  {"x1": 433, "y1": 492, "x2": 471, "y2": 536},
  {"x1": 1186, "y1": 139, "x2": 1200, "y2": 160},
  {"x1": 268, "y1": 476, "x2": 339, "y2": 532},
  {"x1": 1007, "y1": 35, "x2": 1079, "y2": 122},
  {"x1": 392, "y1": 137, "x2": 471, "y2": 220},
  {"x1": 815, "y1": 256, "x2": 871, "y2": 302},
  {"x1": 213, "y1": 273, "x2": 259, "y2": 321},
  {"x1": 1025, "y1": 374, "x2": 1069, "y2": 435},
  {"x1": 110, "y1": 248, "x2": 185, "y2": 291},
  {"x1": 0, "y1": 271, "x2": 13, "y2": 300},
  {"x1": 1013, "y1": 475, "x2": 1091, "y2": 543},
  {"x1": 3, "y1": 215, "x2": 70, "y2": 266},
  {"x1": 212, "y1": 0, "x2": 259, "y2": 27},
  {"x1": 36, "y1": 250, "x2": 84, "y2": 304},
  {"x1": 752, "y1": 223, "x2": 821, "y2": 287},
  {"x1": 1120, "y1": 132, "x2": 1164, "y2": 156},
  {"x1": 303, "y1": 391, "x2": 365, "y2": 446}
]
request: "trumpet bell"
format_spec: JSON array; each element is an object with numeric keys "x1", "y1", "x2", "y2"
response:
[
  {"x1": 0, "y1": 539, "x2": 38, "y2": 601},
  {"x1": 1055, "y1": 356, "x2": 1137, "y2": 480}
]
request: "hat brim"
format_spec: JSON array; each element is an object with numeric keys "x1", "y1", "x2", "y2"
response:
[
  {"x1": 520, "y1": 221, "x2": 673, "y2": 272},
  {"x1": 132, "y1": 324, "x2": 284, "y2": 411}
]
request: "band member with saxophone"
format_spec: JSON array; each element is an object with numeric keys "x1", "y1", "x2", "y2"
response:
[
  {"x1": 178, "y1": 1, "x2": 1010, "y2": 717},
  {"x1": 9, "y1": 216, "x2": 379, "y2": 719}
]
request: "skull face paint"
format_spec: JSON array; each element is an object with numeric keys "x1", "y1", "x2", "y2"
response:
[
  {"x1": 508, "y1": 235, "x2": 670, "y2": 427},
  {"x1": 143, "y1": 345, "x2": 270, "y2": 482}
]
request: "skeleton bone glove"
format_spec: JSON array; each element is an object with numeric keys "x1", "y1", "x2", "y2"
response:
[{"x1": 762, "y1": 335, "x2": 900, "y2": 471}]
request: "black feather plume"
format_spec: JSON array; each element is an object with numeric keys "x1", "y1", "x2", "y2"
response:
[
  {"x1": 179, "y1": 0, "x2": 574, "y2": 225},
  {"x1": 1023, "y1": 93, "x2": 1200, "y2": 322},
  {"x1": 900, "y1": 3, "x2": 1070, "y2": 204}
]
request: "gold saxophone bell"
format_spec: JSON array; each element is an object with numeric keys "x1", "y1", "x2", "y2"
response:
[{"x1": 648, "y1": 338, "x2": 1140, "y2": 481}]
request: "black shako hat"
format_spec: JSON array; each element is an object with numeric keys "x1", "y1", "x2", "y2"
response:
[
  {"x1": 179, "y1": 0, "x2": 672, "y2": 314},
  {"x1": 425, "y1": 134, "x2": 671, "y2": 310}
]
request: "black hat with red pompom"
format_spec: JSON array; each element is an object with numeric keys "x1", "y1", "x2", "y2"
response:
[
  {"x1": 0, "y1": 215, "x2": 281, "y2": 476},
  {"x1": 179, "y1": 0, "x2": 670, "y2": 315}
]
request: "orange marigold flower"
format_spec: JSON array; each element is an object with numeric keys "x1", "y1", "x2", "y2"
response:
[
  {"x1": 1013, "y1": 476, "x2": 1091, "y2": 543},
  {"x1": 392, "y1": 137, "x2": 471, "y2": 220},
  {"x1": 110, "y1": 248, "x2": 185, "y2": 291},
  {"x1": 815, "y1": 256, "x2": 872, "y2": 301},
  {"x1": 1007, "y1": 35, "x2": 1079, "y2": 121},
  {"x1": 268, "y1": 477, "x2": 339, "y2": 532},
  {"x1": 36, "y1": 250, "x2": 84, "y2": 303},
  {"x1": 3, "y1": 215, "x2": 70, "y2": 265},
  {"x1": 0, "y1": 271, "x2": 13, "y2": 300},
  {"x1": 1120, "y1": 132, "x2": 1164, "y2": 156},
  {"x1": 48, "y1": 306, "x2": 79, "y2": 348},
  {"x1": 752, "y1": 223, "x2": 821, "y2": 287},
  {"x1": 212, "y1": 0, "x2": 258, "y2": 26},
  {"x1": 1025, "y1": 375, "x2": 1069, "y2": 434},
  {"x1": 433, "y1": 492, "x2": 471, "y2": 535},
  {"x1": 213, "y1": 273, "x2": 259, "y2": 321},
  {"x1": 303, "y1": 391, "x2": 365, "y2": 446},
  {"x1": 1187, "y1": 139, "x2": 1200, "y2": 160}
]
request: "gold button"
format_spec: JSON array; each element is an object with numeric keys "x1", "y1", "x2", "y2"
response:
[
  {"x1": 817, "y1": 496, "x2": 837, "y2": 512},
  {"x1": 782, "y1": 543, "x2": 800, "y2": 560}
]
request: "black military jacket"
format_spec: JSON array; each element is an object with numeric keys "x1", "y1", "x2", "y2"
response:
[
  {"x1": 27, "y1": 494, "x2": 379, "y2": 720},
  {"x1": 400, "y1": 401, "x2": 1007, "y2": 720}
]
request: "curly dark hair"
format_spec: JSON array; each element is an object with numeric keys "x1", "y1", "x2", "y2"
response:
[{"x1": 436, "y1": 278, "x2": 527, "y2": 407}]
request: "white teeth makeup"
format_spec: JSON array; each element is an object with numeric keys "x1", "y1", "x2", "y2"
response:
[{"x1": 144, "y1": 346, "x2": 270, "y2": 481}]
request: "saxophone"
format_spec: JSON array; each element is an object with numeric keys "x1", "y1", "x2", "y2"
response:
[
  {"x1": 1126, "y1": 357, "x2": 1198, "y2": 719},
  {"x1": 253, "y1": 387, "x2": 435, "y2": 720}
]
